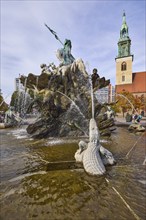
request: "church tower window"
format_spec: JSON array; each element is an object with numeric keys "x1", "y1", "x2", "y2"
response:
[{"x1": 121, "y1": 62, "x2": 127, "y2": 71}]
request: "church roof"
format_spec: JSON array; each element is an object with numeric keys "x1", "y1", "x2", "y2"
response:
[{"x1": 116, "y1": 71, "x2": 146, "y2": 93}]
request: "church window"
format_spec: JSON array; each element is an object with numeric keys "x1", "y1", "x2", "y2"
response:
[
  {"x1": 122, "y1": 75, "x2": 125, "y2": 82},
  {"x1": 121, "y1": 62, "x2": 127, "y2": 71}
]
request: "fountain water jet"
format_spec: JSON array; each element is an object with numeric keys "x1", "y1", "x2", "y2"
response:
[
  {"x1": 0, "y1": 93, "x2": 11, "y2": 107},
  {"x1": 86, "y1": 62, "x2": 95, "y2": 118},
  {"x1": 116, "y1": 93, "x2": 136, "y2": 112},
  {"x1": 57, "y1": 90, "x2": 86, "y2": 119}
]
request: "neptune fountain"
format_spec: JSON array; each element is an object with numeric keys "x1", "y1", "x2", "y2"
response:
[{"x1": 10, "y1": 29, "x2": 116, "y2": 175}]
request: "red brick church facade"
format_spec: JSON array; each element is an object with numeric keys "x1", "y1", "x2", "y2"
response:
[{"x1": 116, "y1": 71, "x2": 146, "y2": 96}]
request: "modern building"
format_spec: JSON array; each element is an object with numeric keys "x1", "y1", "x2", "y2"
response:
[
  {"x1": 95, "y1": 84, "x2": 115, "y2": 104},
  {"x1": 108, "y1": 84, "x2": 115, "y2": 103},
  {"x1": 115, "y1": 12, "x2": 146, "y2": 98},
  {"x1": 15, "y1": 78, "x2": 20, "y2": 91}
]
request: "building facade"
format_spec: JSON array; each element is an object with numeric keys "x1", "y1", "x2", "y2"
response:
[
  {"x1": 115, "y1": 12, "x2": 146, "y2": 99},
  {"x1": 15, "y1": 78, "x2": 20, "y2": 91},
  {"x1": 15, "y1": 75, "x2": 24, "y2": 92},
  {"x1": 95, "y1": 84, "x2": 115, "y2": 104}
]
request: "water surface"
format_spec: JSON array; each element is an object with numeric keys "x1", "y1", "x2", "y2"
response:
[{"x1": 0, "y1": 127, "x2": 146, "y2": 220}]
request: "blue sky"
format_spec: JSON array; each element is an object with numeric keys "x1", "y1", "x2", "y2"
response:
[{"x1": 1, "y1": 0, "x2": 146, "y2": 103}]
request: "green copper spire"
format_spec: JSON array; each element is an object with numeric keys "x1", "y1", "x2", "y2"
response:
[
  {"x1": 117, "y1": 11, "x2": 132, "y2": 58},
  {"x1": 120, "y1": 11, "x2": 129, "y2": 39},
  {"x1": 122, "y1": 10, "x2": 126, "y2": 23}
]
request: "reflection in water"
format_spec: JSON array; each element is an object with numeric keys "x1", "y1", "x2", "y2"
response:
[{"x1": 0, "y1": 127, "x2": 146, "y2": 220}]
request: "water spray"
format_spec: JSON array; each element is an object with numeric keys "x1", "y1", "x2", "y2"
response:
[
  {"x1": 85, "y1": 62, "x2": 95, "y2": 119},
  {"x1": 56, "y1": 90, "x2": 85, "y2": 119},
  {"x1": 115, "y1": 93, "x2": 136, "y2": 113},
  {"x1": 0, "y1": 93, "x2": 11, "y2": 107}
]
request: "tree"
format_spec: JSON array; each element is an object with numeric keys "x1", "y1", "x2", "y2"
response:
[
  {"x1": 114, "y1": 91, "x2": 135, "y2": 117},
  {"x1": 134, "y1": 95, "x2": 145, "y2": 112},
  {"x1": 114, "y1": 91, "x2": 145, "y2": 117}
]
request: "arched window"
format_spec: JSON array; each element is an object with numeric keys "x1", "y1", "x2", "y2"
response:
[{"x1": 121, "y1": 62, "x2": 127, "y2": 71}]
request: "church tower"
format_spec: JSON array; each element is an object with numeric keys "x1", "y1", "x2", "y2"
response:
[{"x1": 115, "y1": 12, "x2": 134, "y2": 86}]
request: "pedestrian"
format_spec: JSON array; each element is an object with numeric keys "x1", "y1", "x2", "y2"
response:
[
  {"x1": 135, "y1": 114, "x2": 142, "y2": 124},
  {"x1": 125, "y1": 111, "x2": 132, "y2": 122},
  {"x1": 141, "y1": 110, "x2": 144, "y2": 117}
]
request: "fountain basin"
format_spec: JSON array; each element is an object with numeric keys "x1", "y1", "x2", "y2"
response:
[{"x1": 0, "y1": 127, "x2": 145, "y2": 220}]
